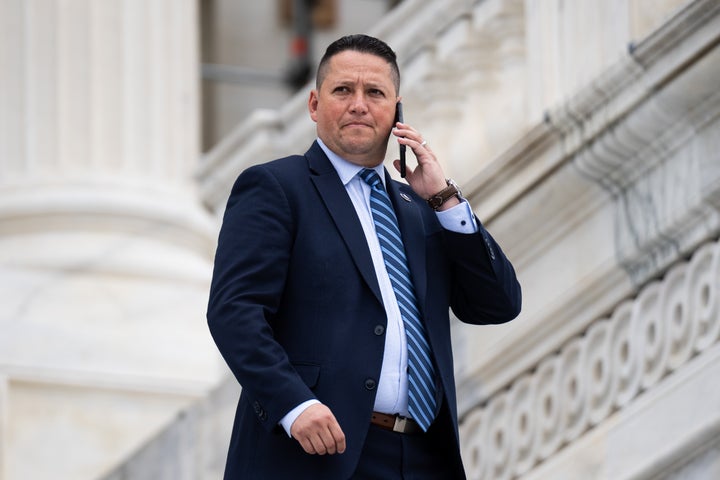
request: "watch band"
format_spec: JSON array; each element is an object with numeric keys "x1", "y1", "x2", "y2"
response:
[{"x1": 427, "y1": 179, "x2": 462, "y2": 210}]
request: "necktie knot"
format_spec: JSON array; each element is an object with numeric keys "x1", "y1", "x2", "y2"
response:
[{"x1": 360, "y1": 168, "x2": 383, "y2": 190}]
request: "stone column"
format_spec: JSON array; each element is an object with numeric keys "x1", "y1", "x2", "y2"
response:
[
  {"x1": 0, "y1": 1, "x2": 222, "y2": 479},
  {"x1": 0, "y1": 0, "x2": 200, "y2": 185}
]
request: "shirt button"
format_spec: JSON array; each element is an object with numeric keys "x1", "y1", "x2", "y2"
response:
[
  {"x1": 374, "y1": 325, "x2": 385, "y2": 336},
  {"x1": 364, "y1": 378, "x2": 377, "y2": 390}
]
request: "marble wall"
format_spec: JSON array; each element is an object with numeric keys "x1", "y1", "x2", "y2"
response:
[{"x1": 2, "y1": 0, "x2": 718, "y2": 479}]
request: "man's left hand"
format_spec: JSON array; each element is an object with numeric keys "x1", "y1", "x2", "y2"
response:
[{"x1": 392, "y1": 123, "x2": 460, "y2": 211}]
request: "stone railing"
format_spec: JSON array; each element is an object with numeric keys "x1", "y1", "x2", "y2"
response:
[{"x1": 459, "y1": 238, "x2": 720, "y2": 479}]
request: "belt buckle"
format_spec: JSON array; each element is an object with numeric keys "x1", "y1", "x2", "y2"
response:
[{"x1": 393, "y1": 416, "x2": 410, "y2": 433}]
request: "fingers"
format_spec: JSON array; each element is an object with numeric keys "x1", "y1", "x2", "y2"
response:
[
  {"x1": 393, "y1": 159, "x2": 414, "y2": 177},
  {"x1": 305, "y1": 424, "x2": 345, "y2": 455},
  {"x1": 392, "y1": 123, "x2": 448, "y2": 198},
  {"x1": 290, "y1": 403, "x2": 346, "y2": 455},
  {"x1": 393, "y1": 122, "x2": 430, "y2": 153}
]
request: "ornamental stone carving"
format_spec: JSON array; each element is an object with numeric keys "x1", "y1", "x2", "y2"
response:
[{"x1": 460, "y1": 240, "x2": 720, "y2": 479}]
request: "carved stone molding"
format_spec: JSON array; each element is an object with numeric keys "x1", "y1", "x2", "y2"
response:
[
  {"x1": 459, "y1": 239, "x2": 720, "y2": 479},
  {"x1": 543, "y1": 0, "x2": 720, "y2": 287}
]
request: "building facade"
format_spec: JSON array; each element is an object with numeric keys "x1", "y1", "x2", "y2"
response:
[{"x1": 1, "y1": 0, "x2": 718, "y2": 479}]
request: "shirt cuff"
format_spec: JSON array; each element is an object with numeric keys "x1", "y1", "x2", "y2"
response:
[
  {"x1": 279, "y1": 399, "x2": 321, "y2": 437},
  {"x1": 436, "y1": 199, "x2": 478, "y2": 234}
]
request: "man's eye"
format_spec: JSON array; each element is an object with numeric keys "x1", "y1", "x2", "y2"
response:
[
  {"x1": 334, "y1": 86, "x2": 350, "y2": 93},
  {"x1": 369, "y1": 89, "x2": 384, "y2": 97}
]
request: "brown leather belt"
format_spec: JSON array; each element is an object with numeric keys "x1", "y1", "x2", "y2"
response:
[{"x1": 371, "y1": 412, "x2": 424, "y2": 434}]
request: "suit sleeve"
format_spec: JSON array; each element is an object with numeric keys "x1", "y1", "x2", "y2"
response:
[
  {"x1": 207, "y1": 165, "x2": 314, "y2": 431},
  {"x1": 445, "y1": 220, "x2": 522, "y2": 325}
]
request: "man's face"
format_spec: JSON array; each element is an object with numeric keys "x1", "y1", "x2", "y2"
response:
[{"x1": 308, "y1": 50, "x2": 399, "y2": 167}]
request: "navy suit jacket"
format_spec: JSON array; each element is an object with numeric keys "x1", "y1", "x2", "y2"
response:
[{"x1": 207, "y1": 141, "x2": 521, "y2": 479}]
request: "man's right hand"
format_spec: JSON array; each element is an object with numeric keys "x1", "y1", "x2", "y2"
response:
[{"x1": 290, "y1": 403, "x2": 346, "y2": 455}]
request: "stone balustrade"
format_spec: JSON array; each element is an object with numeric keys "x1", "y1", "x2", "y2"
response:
[{"x1": 460, "y1": 239, "x2": 720, "y2": 479}]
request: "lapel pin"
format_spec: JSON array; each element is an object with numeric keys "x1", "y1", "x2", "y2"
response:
[{"x1": 400, "y1": 192, "x2": 412, "y2": 202}]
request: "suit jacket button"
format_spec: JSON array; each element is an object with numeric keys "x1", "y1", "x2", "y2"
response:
[
  {"x1": 253, "y1": 400, "x2": 267, "y2": 420},
  {"x1": 364, "y1": 378, "x2": 377, "y2": 390},
  {"x1": 374, "y1": 325, "x2": 385, "y2": 336}
]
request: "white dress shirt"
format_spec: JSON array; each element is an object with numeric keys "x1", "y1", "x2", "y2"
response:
[{"x1": 280, "y1": 138, "x2": 478, "y2": 435}]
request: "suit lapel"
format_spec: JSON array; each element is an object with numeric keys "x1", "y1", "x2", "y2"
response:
[
  {"x1": 307, "y1": 143, "x2": 384, "y2": 305},
  {"x1": 305, "y1": 142, "x2": 429, "y2": 311}
]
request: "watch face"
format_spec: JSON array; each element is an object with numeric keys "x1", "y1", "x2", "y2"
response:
[{"x1": 448, "y1": 179, "x2": 462, "y2": 198}]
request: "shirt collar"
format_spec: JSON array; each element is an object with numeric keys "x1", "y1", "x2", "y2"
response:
[{"x1": 316, "y1": 138, "x2": 386, "y2": 188}]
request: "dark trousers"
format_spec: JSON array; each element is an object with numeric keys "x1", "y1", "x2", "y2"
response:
[{"x1": 351, "y1": 405, "x2": 466, "y2": 479}]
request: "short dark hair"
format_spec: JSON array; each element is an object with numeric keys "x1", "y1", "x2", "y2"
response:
[{"x1": 316, "y1": 34, "x2": 400, "y2": 93}]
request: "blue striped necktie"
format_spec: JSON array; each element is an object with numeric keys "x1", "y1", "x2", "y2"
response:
[{"x1": 359, "y1": 168, "x2": 437, "y2": 431}]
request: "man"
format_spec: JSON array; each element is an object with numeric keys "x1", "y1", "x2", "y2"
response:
[{"x1": 207, "y1": 34, "x2": 521, "y2": 479}]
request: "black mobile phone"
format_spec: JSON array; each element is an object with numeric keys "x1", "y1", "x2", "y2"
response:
[{"x1": 395, "y1": 102, "x2": 406, "y2": 177}]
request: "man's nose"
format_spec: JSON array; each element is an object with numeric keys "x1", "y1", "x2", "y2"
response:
[{"x1": 349, "y1": 92, "x2": 368, "y2": 113}]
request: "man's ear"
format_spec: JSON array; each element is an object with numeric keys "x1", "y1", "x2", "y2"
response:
[{"x1": 308, "y1": 90, "x2": 319, "y2": 122}]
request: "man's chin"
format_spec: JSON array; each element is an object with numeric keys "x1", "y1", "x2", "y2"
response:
[
  {"x1": 342, "y1": 149, "x2": 388, "y2": 167},
  {"x1": 339, "y1": 138, "x2": 374, "y2": 155},
  {"x1": 341, "y1": 134, "x2": 388, "y2": 153}
]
